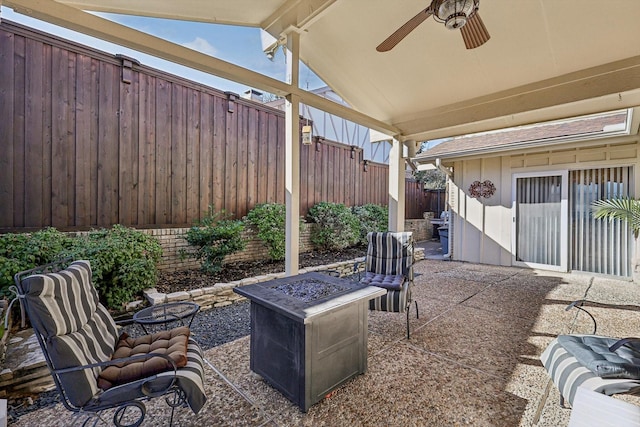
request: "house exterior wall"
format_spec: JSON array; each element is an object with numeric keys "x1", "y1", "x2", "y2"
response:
[{"x1": 447, "y1": 136, "x2": 640, "y2": 269}]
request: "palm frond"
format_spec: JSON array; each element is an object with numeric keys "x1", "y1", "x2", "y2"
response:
[{"x1": 592, "y1": 197, "x2": 640, "y2": 237}]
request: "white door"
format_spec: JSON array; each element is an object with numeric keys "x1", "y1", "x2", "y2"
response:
[{"x1": 512, "y1": 171, "x2": 569, "y2": 271}]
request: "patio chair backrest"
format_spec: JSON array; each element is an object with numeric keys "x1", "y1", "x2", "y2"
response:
[
  {"x1": 19, "y1": 260, "x2": 119, "y2": 407},
  {"x1": 365, "y1": 232, "x2": 414, "y2": 277}
]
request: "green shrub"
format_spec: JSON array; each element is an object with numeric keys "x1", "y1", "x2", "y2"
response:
[
  {"x1": 185, "y1": 208, "x2": 246, "y2": 274},
  {"x1": 66, "y1": 225, "x2": 162, "y2": 309},
  {"x1": 352, "y1": 204, "x2": 388, "y2": 246},
  {"x1": 0, "y1": 226, "x2": 160, "y2": 309},
  {"x1": 245, "y1": 203, "x2": 286, "y2": 261},
  {"x1": 307, "y1": 202, "x2": 359, "y2": 251},
  {"x1": 0, "y1": 228, "x2": 74, "y2": 295}
]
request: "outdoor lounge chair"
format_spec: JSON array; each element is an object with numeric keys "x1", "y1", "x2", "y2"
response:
[
  {"x1": 540, "y1": 300, "x2": 640, "y2": 407},
  {"x1": 355, "y1": 231, "x2": 419, "y2": 339},
  {"x1": 13, "y1": 259, "x2": 206, "y2": 427}
]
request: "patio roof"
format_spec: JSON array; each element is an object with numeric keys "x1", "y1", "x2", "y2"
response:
[{"x1": 5, "y1": 0, "x2": 640, "y2": 143}]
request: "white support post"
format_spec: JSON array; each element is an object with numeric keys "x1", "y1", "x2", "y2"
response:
[
  {"x1": 285, "y1": 31, "x2": 300, "y2": 276},
  {"x1": 388, "y1": 138, "x2": 405, "y2": 232}
]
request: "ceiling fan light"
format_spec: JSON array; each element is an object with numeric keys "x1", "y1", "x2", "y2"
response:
[
  {"x1": 435, "y1": 0, "x2": 478, "y2": 29},
  {"x1": 444, "y1": 13, "x2": 467, "y2": 30}
]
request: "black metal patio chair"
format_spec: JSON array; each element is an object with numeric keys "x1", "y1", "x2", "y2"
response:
[
  {"x1": 12, "y1": 259, "x2": 207, "y2": 427},
  {"x1": 355, "y1": 231, "x2": 419, "y2": 339}
]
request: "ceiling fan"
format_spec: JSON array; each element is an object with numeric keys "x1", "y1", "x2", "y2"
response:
[{"x1": 376, "y1": 0, "x2": 490, "y2": 52}]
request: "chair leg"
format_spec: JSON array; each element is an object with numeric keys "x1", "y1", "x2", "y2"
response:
[
  {"x1": 405, "y1": 300, "x2": 419, "y2": 339},
  {"x1": 406, "y1": 309, "x2": 410, "y2": 339}
]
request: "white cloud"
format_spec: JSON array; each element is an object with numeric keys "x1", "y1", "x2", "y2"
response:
[{"x1": 182, "y1": 37, "x2": 218, "y2": 56}]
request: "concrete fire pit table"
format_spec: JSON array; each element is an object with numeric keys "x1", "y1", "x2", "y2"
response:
[{"x1": 233, "y1": 272, "x2": 386, "y2": 411}]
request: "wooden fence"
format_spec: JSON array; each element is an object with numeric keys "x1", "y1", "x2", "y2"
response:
[{"x1": 0, "y1": 20, "x2": 438, "y2": 231}]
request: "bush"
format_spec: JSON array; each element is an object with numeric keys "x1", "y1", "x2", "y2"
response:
[
  {"x1": 0, "y1": 228, "x2": 74, "y2": 296},
  {"x1": 66, "y1": 225, "x2": 162, "y2": 309},
  {"x1": 185, "y1": 208, "x2": 246, "y2": 274},
  {"x1": 307, "y1": 202, "x2": 359, "y2": 251},
  {"x1": 245, "y1": 203, "x2": 286, "y2": 261},
  {"x1": 352, "y1": 204, "x2": 388, "y2": 246},
  {"x1": 0, "y1": 226, "x2": 160, "y2": 309}
]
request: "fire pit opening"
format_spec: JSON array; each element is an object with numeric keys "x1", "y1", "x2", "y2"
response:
[{"x1": 269, "y1": 279, "x2": 349, "y2": 303}]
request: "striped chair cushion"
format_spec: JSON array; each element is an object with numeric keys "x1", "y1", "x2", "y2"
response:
[
  {"x1": 541, "y1": 336, "x2": 640, "y2": 406},
  {"x1": 557, "y1": 335, "x2": 640, "y2": 379},
  {"x1": 21, "y1": 260, "x2": 119, "y2": 407},
  {"x1": 366, "y1": 232, "x2": 414, "y2": 278},
  {"x1": 369, "y1": 281, "x2": 410, "y2": 313}
]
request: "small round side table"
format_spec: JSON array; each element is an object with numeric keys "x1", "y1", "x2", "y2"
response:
[{"x1": 133, "y1": 301, "x2": 200, "y2": 334}]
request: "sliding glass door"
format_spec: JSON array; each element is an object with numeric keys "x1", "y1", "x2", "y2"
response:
[
  {"x1": 513, "y1": 171, "x2": 568, "y2": 271},
  {"x1": 513, "y1": 167, "x2": 632, "y2": 277},
  {"x1": 570, "y1": 167, "x2": 632, "y2": 277}
]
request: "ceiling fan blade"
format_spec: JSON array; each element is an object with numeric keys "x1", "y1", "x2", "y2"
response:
[
  {"x1": 460, "y1": 12, "x2": 490, "y2": 49},
  {"x1": 376, "y1": 7, "x2": 433, "y2": 52}
]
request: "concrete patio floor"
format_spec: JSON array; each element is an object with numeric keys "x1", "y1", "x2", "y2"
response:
[{"x1": 13, "y1": 258, "x2": 640, "y2": 426}]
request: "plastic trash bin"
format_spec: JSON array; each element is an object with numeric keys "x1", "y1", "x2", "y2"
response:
[{"x1": 438, "y1": 226, "x2": 448, "y2": 252}]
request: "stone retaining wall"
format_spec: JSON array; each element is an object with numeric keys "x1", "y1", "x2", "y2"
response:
[{"x1": 0, "y1": 329, "x2": 53, "y2": 399}]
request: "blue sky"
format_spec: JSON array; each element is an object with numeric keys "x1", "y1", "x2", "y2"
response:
[{"x1": 0, "y1": 7, "x2": 326, "y2": 96}]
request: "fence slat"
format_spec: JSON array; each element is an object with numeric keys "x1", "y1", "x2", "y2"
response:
[
  {"x1": 186, "y1": 88, "x2": 201, "y2": 224},
  {"x1": 198, "y1": 92, "x2": 213, "y2": 218},
  {"x1": 0, "y1": 29, "x2": 14, "y2": 228}
]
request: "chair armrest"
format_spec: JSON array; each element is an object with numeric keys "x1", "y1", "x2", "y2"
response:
[
  {"x1": 53, "y1": 352, "x2": 180, "y2": 397},
  {"x1": 609, "y1": 337, "x2": 640, "y2": 352},
  {"x1": 565, "y1": 299, "x2": 597, "y2": 335}
]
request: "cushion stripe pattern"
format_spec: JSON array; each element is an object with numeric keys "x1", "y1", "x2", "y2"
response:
[
  {"x1": 541, "y1": 336, "x2": 640, "y2": 406},
  {"x1": 23, "y1": 260, "x2": 101, "y2": 337},
  {"x1": 21, "y1": 261, "x2": 119, "y2": 407},
  {"x1": 364, "y1": 232, "x2": 414, "y2": 314},
  {"x1": 365, "y1": 232, "x2": 414, "y2": 277},
  {"x1": 369, "y1": 281, "x2": 409, "y2": 313}
]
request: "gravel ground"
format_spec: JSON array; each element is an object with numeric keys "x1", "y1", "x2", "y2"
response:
[{"x1": 189, "y1": 300, "x2": 251, "y2": 349}]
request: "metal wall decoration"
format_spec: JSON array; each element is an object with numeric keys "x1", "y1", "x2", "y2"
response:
[{"x1": 469, "y1": 180, "x2": 496, "y2": 199}]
